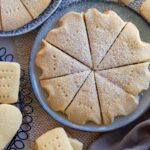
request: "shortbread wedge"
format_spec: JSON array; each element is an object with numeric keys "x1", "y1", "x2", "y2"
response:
[
  {"x1": 65, "y1": 72, "x2": 101, "y2": 125},
  {"x1": 95, "y1": 74, "x2": 139, "y2": 125},
  {"x1": 35, "y1": 128, "x2": 73, "y2": 150},
  {"x1": 1, "y1": 0, "x2": 32, "y2": 31},
  {"x1": 85, "y1": 8, "x2": 126, "y2": 69},
  {"x1": 40, "y1": 71, "x2": 90, "y2": 112},
  {"x1": 0, "y1": 62, "x2": 20, "y2": 104},
  {"x1": 0, "y1": 104, "x2": 22, "y2": 150},
  {"x1": 21, "y1": 0, "x2": 51, "y2": 18},
  {"x1": 97, "y1": 62, "x2": 150, "y2": 95},
  {"x1": 36, "y1": 40, "x2": 90, "y2": 80},
  {"x1": 98, "y1": 22, "x2": 150, "y2": 70},
  {"x1": 45, "y1": 12, "x2": 92, "y2": 68}
]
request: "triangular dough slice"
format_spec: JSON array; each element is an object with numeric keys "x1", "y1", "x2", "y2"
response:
[
  {"x1": 21, "y1": 0, "x2": 51, "y2": 18},
  {"x1": 1, "y1": 0, "x2": 32, "y2": 31},
  {"x1": 97, "y1": 62, "x2": 150, "y2": 95},
  {"x1": 35, "y1": 128, "x2": 73, "y2": 150},
  {"x1": 40, "y1": 71, "x2": 90, "y2": 112},
  {"x1": 98, "y1": 22, "x2": 150, "y2": 70},
  {"x1": 95, "y1": 74, "x2": 139, "y2": 125},
  {"x1": 0, "y1": 104, "x2": 22, "y2": 150},
  {"x1": 85, "y1": 8, "x2": 126, "y2": 69},
  {"x1": 65, "y1": 72, "x2": 101, "y2": 125},
  {"x1": 36, "y1": 40, "x2": 90, "y2": 79},
  {"x1": 45, "y1": 12, "x2": 92, "y2": 68}
]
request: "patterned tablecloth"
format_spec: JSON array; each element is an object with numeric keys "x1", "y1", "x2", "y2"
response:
[{"x1": 2, "y1": 0, "x2": 147, "y2": 149}]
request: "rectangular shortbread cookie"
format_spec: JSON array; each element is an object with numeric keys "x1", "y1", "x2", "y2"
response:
[{"x1": 0, "y1": 62, "x2": 20, "y2": 104}]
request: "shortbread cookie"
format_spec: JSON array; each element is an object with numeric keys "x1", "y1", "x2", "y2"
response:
[
  {"x1": 95, "y1": 74, "x2": 139, "y2": 124},
  {"x1": 85, "y1": 8, "x2": 126, "y2": 69},
  {"x1": 35, "y1": 127, "x2": 73, "y2": 150},
  {"x1": 65, "y1": 72, "x2": 102, "y2": 125},
  {"x1": 36, "y1": 40, "x2": 90, "y2": 80},
  {"x1": 0, "y1": 104, "x2": 22, "y2": 150},
  {"x1": 97, "y1": 62, "x2": 150, "y2": 95},
  {"x1": 21, "y1": 0, "x2": 51, "y2": 18},
  {"x1": 45, "y1": 12, "x2": 92, "y2": 68},
  {"x1": 140, "y1": 0, "x2": 150, "y2": 22},
  {"x1": 40, "y1": 71, "x2": 90, "y2": 112},
  {"x1": 98, "y1": 22, "x2": 150, "y2": 70},
  {"x1": 1, "y1": 0, "x2": 32, "y2": 31},
  {"x1": 69, "y1": 138, "x2": 83, "y2": 150},
  {"x1": 0, "y1": 62, "x2": 20, "y2": 104}
]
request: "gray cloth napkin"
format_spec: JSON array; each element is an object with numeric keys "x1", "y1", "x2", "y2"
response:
[{"x1": 88, "y1": 109, "x2": 150, "y2": 150}]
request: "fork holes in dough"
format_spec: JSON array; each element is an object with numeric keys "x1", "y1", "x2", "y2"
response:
[
  {"x1": 57, "y1": 84, "x2": 61, "y2": 87},
  {"x1": 96, "y1": 25, "x2": 99, "y2": 28},
  {"x1": 75, "y1": 80, "x2": 80, "y2": 87},
  {"x1": 78, "y1": 102, "x2": 81, "y2": 105},
  {"x1": 53, "y1": 55, "x2": 56, "y2": 59}
]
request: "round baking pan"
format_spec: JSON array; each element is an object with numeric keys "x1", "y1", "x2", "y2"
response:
[
  {"x1": 0, "y1": 0, "x2": 62, "y2": 37},
  {"x1": 29, "y1": 0, "x2": 150, "y2": 132}
]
